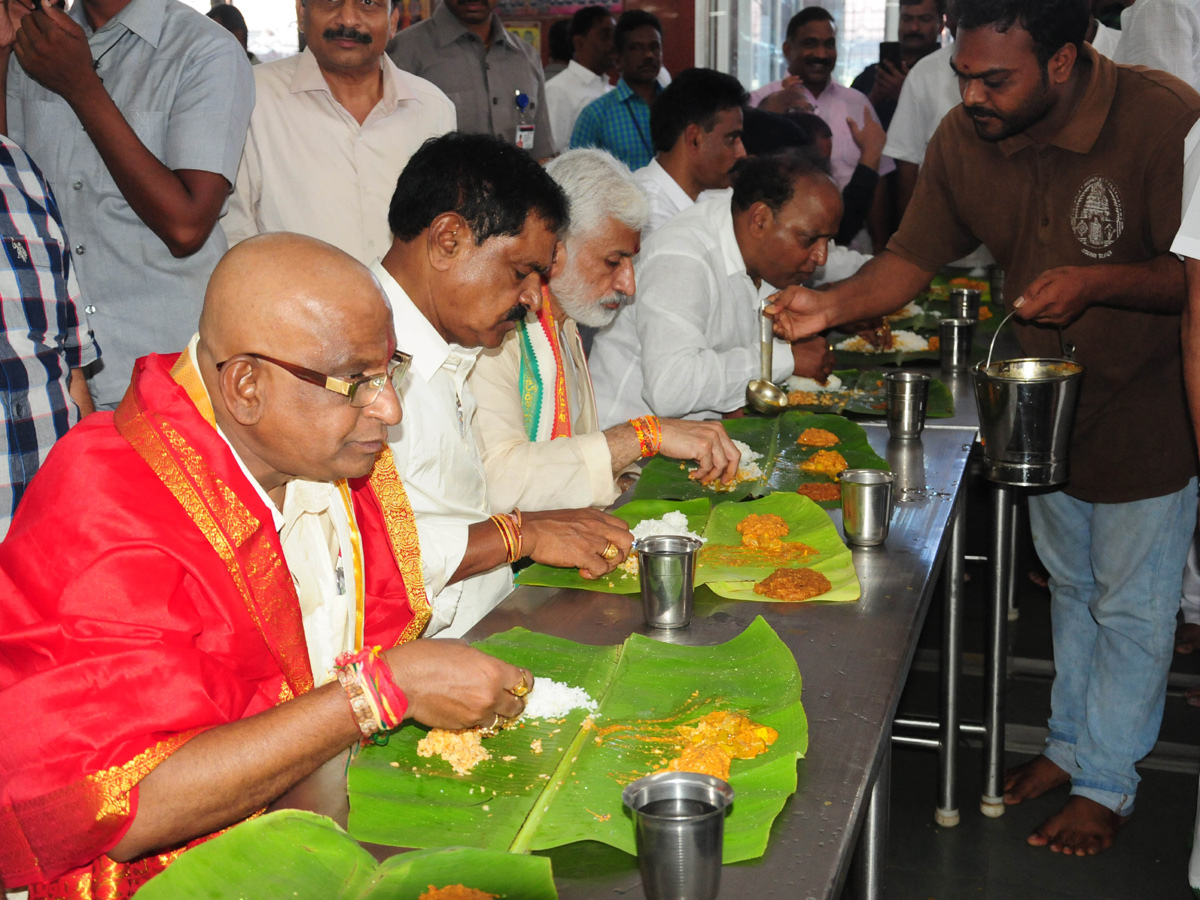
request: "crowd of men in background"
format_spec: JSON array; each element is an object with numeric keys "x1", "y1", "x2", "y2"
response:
[{"x1": 7, "y1": 0, "x2": 1200, "y2": 895}]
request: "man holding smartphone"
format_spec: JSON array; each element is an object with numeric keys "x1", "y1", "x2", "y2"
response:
[{"x1": 851, "y1": 0, "x2": 946, "y2": 128}]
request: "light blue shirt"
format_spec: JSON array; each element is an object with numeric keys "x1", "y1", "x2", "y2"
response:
[{"x1": 7, "y1": 0, "x2": 254, "y2": 406}]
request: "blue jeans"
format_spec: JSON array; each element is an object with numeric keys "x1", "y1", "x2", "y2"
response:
[{"x1": 1028, "y1": 478, "x2": 1198, "y2": 815}]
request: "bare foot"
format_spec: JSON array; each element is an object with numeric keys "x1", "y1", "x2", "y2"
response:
[
  {"x1": 1003, "y1": 755, "x2": 1070, "y2": 806},
  {"x1": 1175, "y1": 622, "x2": 1200, "y2": 654},
  {"x1": 1187, "y1": 687, "x2": 1200, "y2": 708},
  {"x1": 1026, "y1": 795, "x2": 1129, "y2": 855}
]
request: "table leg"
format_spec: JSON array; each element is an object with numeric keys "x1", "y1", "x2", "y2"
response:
[
  {"x1": 981, "y1": 483, "x2": 1012, "y2": 818},
  {"x1": 854, "y1": 741, "x2": 891, "y2": 900},
  {"x1": 936, "y1": 492, "x2": 966, "y2": 827},
  {"x1": 1007, "y1": 506, "x2": 1020, "y2": 622}
]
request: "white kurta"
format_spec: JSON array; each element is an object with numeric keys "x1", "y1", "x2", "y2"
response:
[
  {"x1": 588, "y1": 197, "x2": 795, "y2": 427},
  {"x1": 374, "y1": 262, "x2": 513, "y2": 638},
  {"x1": 469, "y1": 312, "x2": 620, "y2": 512}
]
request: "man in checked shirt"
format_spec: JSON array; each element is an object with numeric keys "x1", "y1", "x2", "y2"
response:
[{"x1": 0, "y1": 134, "x2": 97, "y2": 537}]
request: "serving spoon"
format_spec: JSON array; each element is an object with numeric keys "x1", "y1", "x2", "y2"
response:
[{"x1": 746, "y1": 298, "x2": 789, "y2": 415}]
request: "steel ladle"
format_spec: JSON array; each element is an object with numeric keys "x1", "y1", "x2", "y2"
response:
[{"x1": 745, "y1": 298, "x2": 788, "y2": 415}]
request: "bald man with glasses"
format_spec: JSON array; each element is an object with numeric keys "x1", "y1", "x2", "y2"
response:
[{"x1": 0, "y1": 234, "x2": 533, "y2": 898}]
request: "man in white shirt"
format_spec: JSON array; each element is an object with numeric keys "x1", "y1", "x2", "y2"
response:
[
  {"x1": 633, "y1": 67, "x2": 747, "y2": 233},
  {"x1": 377, "y1": 133, "x2": 633, "y2": 637},
  {"x1": 545, "y1": 6, "x2": 615, "y2": 154},
  {"x1": 750, "y1": 7, "x2": 895, "y2": 195},
  {"x1": 589, "y1": 152, "x2": 843, "y2": 427},
  {"x1": 221, "y1": 0, "x2": 455, "y2": 264},
  {"x1": 1116, "y1": 0, "x2": 1200, "y2": 87},
  {"x1": 469, "y1": 149, "x2": 741, "y2": 513}
]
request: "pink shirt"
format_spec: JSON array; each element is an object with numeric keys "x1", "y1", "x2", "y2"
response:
[{"x1": 749, "y1": 78, "x2": 894, "y2": 190}]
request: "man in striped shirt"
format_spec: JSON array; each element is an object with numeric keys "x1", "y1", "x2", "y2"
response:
[{"x1": 0, "y1": 136, "x2": 97, "y2": 536}]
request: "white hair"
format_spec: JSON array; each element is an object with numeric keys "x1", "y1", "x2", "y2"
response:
[{"x1": 545, "y1": 149, "x2": 649, "y2": 246}]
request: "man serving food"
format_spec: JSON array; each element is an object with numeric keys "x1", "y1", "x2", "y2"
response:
[{"x1": 768, "y1": 0, "x2": 1200, "y2": 855}]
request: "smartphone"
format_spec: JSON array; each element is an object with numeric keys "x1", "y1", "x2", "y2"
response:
[{"x1": 879, "y1": 41, "x2": 903, "y2": 69}]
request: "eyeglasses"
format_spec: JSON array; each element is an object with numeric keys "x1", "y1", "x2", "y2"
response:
[{"x1": 216, "y1": 350, "x2": 411, "y2": 408}]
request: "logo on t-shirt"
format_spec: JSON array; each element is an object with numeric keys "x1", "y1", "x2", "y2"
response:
[{"x1": 1071, "y1": 176, "x2": 1124, "y2": 258}]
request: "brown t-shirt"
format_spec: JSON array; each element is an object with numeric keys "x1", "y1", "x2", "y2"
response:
[{"x1": 890, "y1": 48, "x2": 1200, "y2": 503}]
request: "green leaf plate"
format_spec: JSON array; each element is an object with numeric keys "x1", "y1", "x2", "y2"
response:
[
  {"x1": 515, "y1": 498, "x2": 711, "y2": 594},
  {"x1": 131, "y1": 811, "x2": 559, "y2": 900},
  {"x1": 630, "y1": 412, "x2": 887, "y2": 508},
  {"x1": 517, "y1": 492, "x2": 859, "y2": 603},
  {"x1": 347, "y1": 619, "x2": 807, "y2": 864},
  {"x1": 700, "y1": 493, "x2": 859, "y2": 602}
]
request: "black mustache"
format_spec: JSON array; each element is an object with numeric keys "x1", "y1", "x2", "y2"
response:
[
  {"x1": 804, "y1": 58, "x2": 833, "y2": 68},
  {"x1": 324, "y1": 26, "x2": 371, "y2": 44},
  {"x1": 503, "y1": 303, "x2": 528, "y2": 323},
  {"x1": 965, "y1": 106, "x2": 998, "y2": 120}
]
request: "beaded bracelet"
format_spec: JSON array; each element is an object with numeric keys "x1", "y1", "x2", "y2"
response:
[
  {"x1": 490, "y1": 509, "x2": 524, "y2": 563},
  {"x1": 334, "y1": 646, "x2": 408, "y2": 741},
  {"x1": 628, "y1": 415, "x2": 662, "y2": 458}
]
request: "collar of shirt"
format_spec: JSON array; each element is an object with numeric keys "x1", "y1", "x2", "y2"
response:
[
  {"x1": 565, "y1": 59, "x2": 609, "y2": 90},
  {"x1": 643, "y1": 158, "x2": 694, "y2": 215},
  {"x1": 708, "y1": 197, "x2": 752, "y2": 280},
  {"x1": 71, "y1": 0, "x2": 165, "y2": 47},
  {"x1": 371, "y1": 260, "x2": 482, "y2": 386},
  {"x1": 185, "y1": 334, "x2": 286, "y2": 532},
  {"x1": 614, "y1": 77, "x2": 658, "y2": 105},
  {"x1": 432, "y1": 2, "x2": 517, "y2": 52},
  {"x1": 288, "y1": 46, "x2": 417, "y2": 117},
  {"x1": 997, "y1": 46, "x2": 1114, "y2": 157}
]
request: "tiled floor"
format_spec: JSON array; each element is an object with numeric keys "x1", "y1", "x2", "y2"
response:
[{"x1": 844, "y1": 476, "x2": 1200, "y2": 900}]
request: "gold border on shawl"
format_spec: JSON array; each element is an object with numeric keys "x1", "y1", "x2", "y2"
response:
[
  {"x1": 116, "y1": 400, "x2": 315, "y2": 698},
  {"x1": 85, "y1": 730, "x2": 203, "y2": 823},
  {"x1": 367, "y1": 448, "x2": 430, "y2": 643}
]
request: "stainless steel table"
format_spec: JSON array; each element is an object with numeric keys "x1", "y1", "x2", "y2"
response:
[
  {"x1": 848, "y1": 367, "x2": 1013, "y2": 823},
  {"x1": 464, "y1": 428, "x2": 974, "y2": 900}
]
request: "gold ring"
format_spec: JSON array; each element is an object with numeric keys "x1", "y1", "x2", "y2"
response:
[
  {"x1": 478, "y1": 713, "x2": 505, "y2": 738},
  {"x1": 601, "y1": 541, "x2": 620, "y2": 561},
  {"x1": 507, "y1": 671, "x2": 532, "y2": 698}
]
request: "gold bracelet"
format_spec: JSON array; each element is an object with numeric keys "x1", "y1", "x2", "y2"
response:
[{"x1": 336, "y1": 663, "x2": 380, "y2": 738}]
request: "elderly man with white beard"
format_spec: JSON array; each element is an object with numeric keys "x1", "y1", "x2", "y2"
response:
[{"x1": 468, "y1": 149, "x2": 741, "y2": 512}]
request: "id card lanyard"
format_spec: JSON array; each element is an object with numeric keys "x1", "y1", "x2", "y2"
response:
[{"x1": 515, "y1": 90, "x2": 536, "y2": 150}]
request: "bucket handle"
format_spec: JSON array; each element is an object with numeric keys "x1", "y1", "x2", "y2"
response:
[
  {"x1": 984, "y1": 309, "x2": 1019, "y2": 369},
  {"x1": 984, "y1": 310, "x2": 1076, "y2": 369}
]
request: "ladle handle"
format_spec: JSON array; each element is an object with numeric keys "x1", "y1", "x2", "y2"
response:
[{"x1": 760, "y1": 300, "x2": 773, "y2": 381}]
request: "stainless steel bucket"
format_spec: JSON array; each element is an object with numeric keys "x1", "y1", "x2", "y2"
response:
[{"x1": 970, "y1": 313, "x2": 1084, "y2": 487}]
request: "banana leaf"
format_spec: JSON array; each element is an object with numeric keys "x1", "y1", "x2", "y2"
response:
[
  {"x1": 765, "y1": 413, "x2": 888, "y2": 507},
  {"x1": 631, "y1": 412, "x2": 887, "y2": 508},
  {"x1": 782, "y1": 369, "x2": 862, "y2": 414},
  {"x1": 700, "y1": 493, "x2": 859, "y2": 603},
  {"x1": 833, "y1": 345, "x2": 940, "y2": 368},
  {"x1": 131, "y1": 810, "x2": 559, "y2": 900},
  {"x1": 516, "y1": 498, "x2": 711, "y2": 594},
  {"x1": 347, "y1": 618, "x2": 806, "y2": 864},
  {"x1": 630, "y1": 415, "x2": 780, "y2": 503},
  {"x1": 517, "y1": 493, "x2": 857, "y2": 602},
  {"x1": 840, "y1": 371, "x2": 955, "y2": 419}
]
